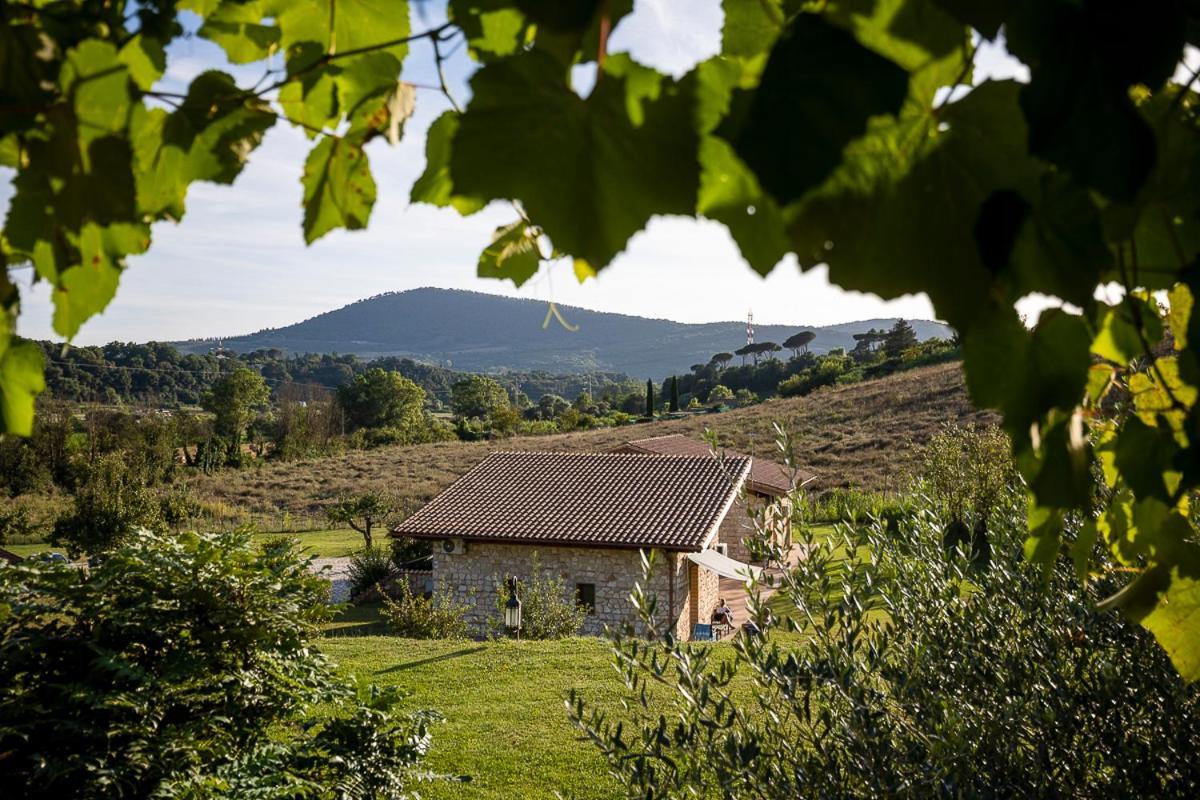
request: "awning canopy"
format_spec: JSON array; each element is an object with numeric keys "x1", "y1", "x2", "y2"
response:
[{"x1": 687, "y1": 549, "x2": 763, "y2": 582}]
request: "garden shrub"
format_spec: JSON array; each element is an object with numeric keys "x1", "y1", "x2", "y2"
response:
[
  {"x1": 571, "y1": 489, "x2": 1200, "y2": 798},
  {"x1": 381, "y1": 579, "x2": 471, "y2": 639},
  {"x1": 0, "y1": 530, "x2": 436, "y2": 797},
  {"x1": 347, "y1": 544, "x2": 397, "y2": 601},
  {"x1": 490, "y1": 555, "x2": 586, "y2": 639}
]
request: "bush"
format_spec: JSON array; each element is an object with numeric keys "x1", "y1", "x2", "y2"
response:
[
  {"x1": 0, "y1": 502, "x2": 34, "y2": 545},
  {"x1": 391, "y1": 536, "x2": 433, "y2": 571},
  {"x1": 490, "y1": 555, "x2": 586, "y2": 639},
  {"x1": 0, "y1": 530, "x2": 436, "y2": 797},
  {"x1": 51, "y1": 453, "x2": 165, "y2": 556},
  {"x1": 571, "y1": 491, "x2": 1200, "y2": 798},
  {"x1": 381, "y1": 579, "x2": 471, "y2": 639},
  {"x1": 347, "y1": 545, "x2": 397, "y2": 600}
]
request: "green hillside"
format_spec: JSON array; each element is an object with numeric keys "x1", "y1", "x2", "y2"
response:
[{"x1": 172, "y1": 288, "x2": 953, "y2": 376}]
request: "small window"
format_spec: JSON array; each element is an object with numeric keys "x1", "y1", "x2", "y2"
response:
[{"x1": 575, "y1": 583, "x2": 596, "y2": 614}]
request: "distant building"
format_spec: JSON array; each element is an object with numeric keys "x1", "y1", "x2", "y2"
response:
[{"x1": 393, "y1": 451, "x2": 761, "y2": 640}]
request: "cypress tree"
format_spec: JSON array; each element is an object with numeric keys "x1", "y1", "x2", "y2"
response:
[
  {"x1": 669, "y1": 376, "x2": 680, "y2": 412},
  {"x1": 645, "y1": 379, "x2": 654, "y2": 417}
]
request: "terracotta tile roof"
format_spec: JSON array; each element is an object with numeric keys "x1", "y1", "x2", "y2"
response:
[
  {"x1": 393, "y1": 451, "x2": 750, "y2": 551},
  {"x1": 610, "y1": 434, "x2": 811, "y2": 496}
]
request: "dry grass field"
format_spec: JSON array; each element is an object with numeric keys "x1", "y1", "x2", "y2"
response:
[{"x1": 184, "y1": 362, "x2": 990, "y2": 520}]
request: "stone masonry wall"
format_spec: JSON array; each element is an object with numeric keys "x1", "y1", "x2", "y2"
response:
[
  {"x1": 719, "y1": 494, "x2": 793, "y2": 564},
  {"x1": 432, "y1": 542, "x2": 693, "y2": 639}
]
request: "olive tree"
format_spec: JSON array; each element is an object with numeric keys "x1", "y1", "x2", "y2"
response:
[{"x1": 571, "y1": 478, "x2": 1200, "y2": 798}]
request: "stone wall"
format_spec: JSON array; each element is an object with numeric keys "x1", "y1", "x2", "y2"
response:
[
  {"x1": 688, "y1": 558, "x2": 721, "y2": 630},
  {"x1": 719, "y1": 493, "x2": 793, "y2": 564},
  {"x1": 431, "y1": 542, "x2": 694, "y2": 639}
]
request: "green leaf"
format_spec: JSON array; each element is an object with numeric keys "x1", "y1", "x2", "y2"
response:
[
  {"x1": 0, "y1": 23, "x2": 58, "y2": 135},
  {"x1": 118, "y1": 34, "x2": 167, "y2": 91},
  {"x1": 1103, "y1": 543, "x2": 1200, "y2": 682},
  {"x1": 1091, "y1": 298, "x2": 1160, "y2": 365},
  {"x1": 1113, "y1": 416, "x2": 1181, "y2": 502},
  {"x1": 198, "y1": 0, "x2": 281, "y2": 64},
  {"x1": 302, "y1": 136, "x2": 377, "y2": 244},
  {"x1": 53, "y1": 223, "x2": 148, "y2": 339},
  {"x1": 786, "y1": 81, "x2": 1037, "y2": 332},
  {"x1": 478, "y1": 220, "x2": 542, "y2": 286},
  {"x1": 279, "y1": 70, "x2": 339, "y2": 137},
  {"x1": 450, "y1": 50, "x2": 699, "y2": 270},
  {"x1": 451, "y1": 0, "x2": 529, "y2": 59},
  {"x1": 60, "y1": 40, "x2": 133, "y2": 146},
  {"x1": 1168, "y1": 283, "x2": 1192, "y2": 351},
  {"x1": 133, "y1": 72, "x2": 276, "y2": 219},
  {"x1": 1007, "y1": 2, "x2": 1185, "y2": 201},
  {"x1": 0, "y1": 338, "x2": 46, "y2": 436},
  {"x1": 1070, "y1": 519, "x2": 1098, "y2": 581},
  {"x1": 410, "y1": 112, "x2": 486, "y2": 215},
  {"x1": 721, "y1": 0, "x2": 786, "y2": 59},
  {"x1": 694, "y1": 58, "x2": 788, "y2": 274},
  {"x1": 1024, "y1": 503, "x2": 1063, "y2": 571},
  {"x1": 1008, "y1": 173, "x2": 1112, "y2": 307},
  {"x1": 268, "y1": 0, "x2": 411, "y2": 73},
  {"x1": 718, "y1": 14, "x2": 909, "y2": 206},
  {"x1": 336, "y1": 54, "x2": 408, "y2": 140}
]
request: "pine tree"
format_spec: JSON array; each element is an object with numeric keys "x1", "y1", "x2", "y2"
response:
[
  {"x1": 645, "y1": 379, "x2": 654, "y2": 418},
  {"x1": 883, "y1": 319, "x2": 918, "y2": 359},
  {"x1": 669, "y1": 376, "x2": 680, "y2": 412}
]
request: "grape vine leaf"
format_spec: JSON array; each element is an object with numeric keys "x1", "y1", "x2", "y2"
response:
[
  {"x1": 693, "y1": 58, "x2": 789, "y2": 274},
  {"x1": 302, "y1": 136, "x2": 377, "y2": 243},
  {"x1": 410, "y1": 112, "x2": 486, "y2": 215},
  {"x1": 0, "y1": 339, "x2": 45, "y2": 437},
  {"x1": 718, "y1": 14, "x2": 909, "y2": 205},
  {"x1": 197, "y1": 0, "x2": 280, "y2": 64},
  {"x1": 477, "y1": 220, "x2": 541, "y2": 285},
  {"x1": 450, "y1": 49, "x2": 699, "y2": 270},
  {"x1": 1107, "y1": 543, "x2": 1200, "y2": 682}
]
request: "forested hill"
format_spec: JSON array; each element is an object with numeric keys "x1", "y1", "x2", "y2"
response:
[
  {"x1": 37, "y1": 342, "x2": 638, "y2": 408},
  {"x1": 171, "y1": 288, "x2": 953, "y2": 376}
]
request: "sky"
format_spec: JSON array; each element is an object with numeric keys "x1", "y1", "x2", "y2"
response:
[{"x1": 7, "y1": 1, "x2": 1035, "y2": 345}]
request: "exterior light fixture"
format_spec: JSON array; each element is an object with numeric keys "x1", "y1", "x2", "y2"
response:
[{"x1": 504, "y1": 575, "x2": 522, "y2": 639}]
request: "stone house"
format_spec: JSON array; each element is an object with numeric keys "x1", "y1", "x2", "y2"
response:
[
  {"x1": 392, "y1": 450, "x2": 763, "y2": 640},
  {"x1": 609, "y1": 435, "x2": 813, "y2": 563}
]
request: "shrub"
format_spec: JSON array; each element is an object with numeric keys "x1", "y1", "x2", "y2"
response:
[
  {"x1": 571, "y1": 491, "x2": 1200, "y2": 798},
  {"x1": 51, "y1": 453, "x2": 165, "y2": 556},
  {"x1": 391, "y1": 535, "x2": 433, "y2": 571},
  {"x1": 158, "y1": 486, "x2": 201, "y2": 529},
  {"x1": 0, "y1": 502, "x2": 34, "y2": 546},
  {"x1": 490, "y1": 555, "x2": 586, "y2": 639},
  {"x1": 0, "y1": 530, "x2": 436, "y2": 797},
  {"x1": 346, "y1": 545, "x2": 397, "y2": 601},
  {"x1": 381, "y1": 579, "x2": 471, "y2": 639}
]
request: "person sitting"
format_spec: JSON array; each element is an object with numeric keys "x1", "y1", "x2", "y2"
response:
[{"x1": 712, "y1": 599, "x2": 734, "y2": 628}]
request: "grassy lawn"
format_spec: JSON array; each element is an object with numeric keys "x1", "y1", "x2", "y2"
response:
[
  {"x1": 3, "y1": 542, "x2": 67, "y2": 558},
  {"x1": 323, "y1": 633, "x2": 631, "y2": 800},
  {"x1": 255, "y1": 528, "x2": 364, "y2": 558},
  {"x1": 321, "y1": 604, "x2": 757, "y2": 800}
]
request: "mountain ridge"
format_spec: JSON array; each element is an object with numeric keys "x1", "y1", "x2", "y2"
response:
[{"x1": 172, "y1": 287, "x2": 952, "y2": 378}]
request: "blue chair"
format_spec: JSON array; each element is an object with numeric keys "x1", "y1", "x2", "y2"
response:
[{"x1": 692, "y1": 623, "x2": 714, "y2": 642}]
